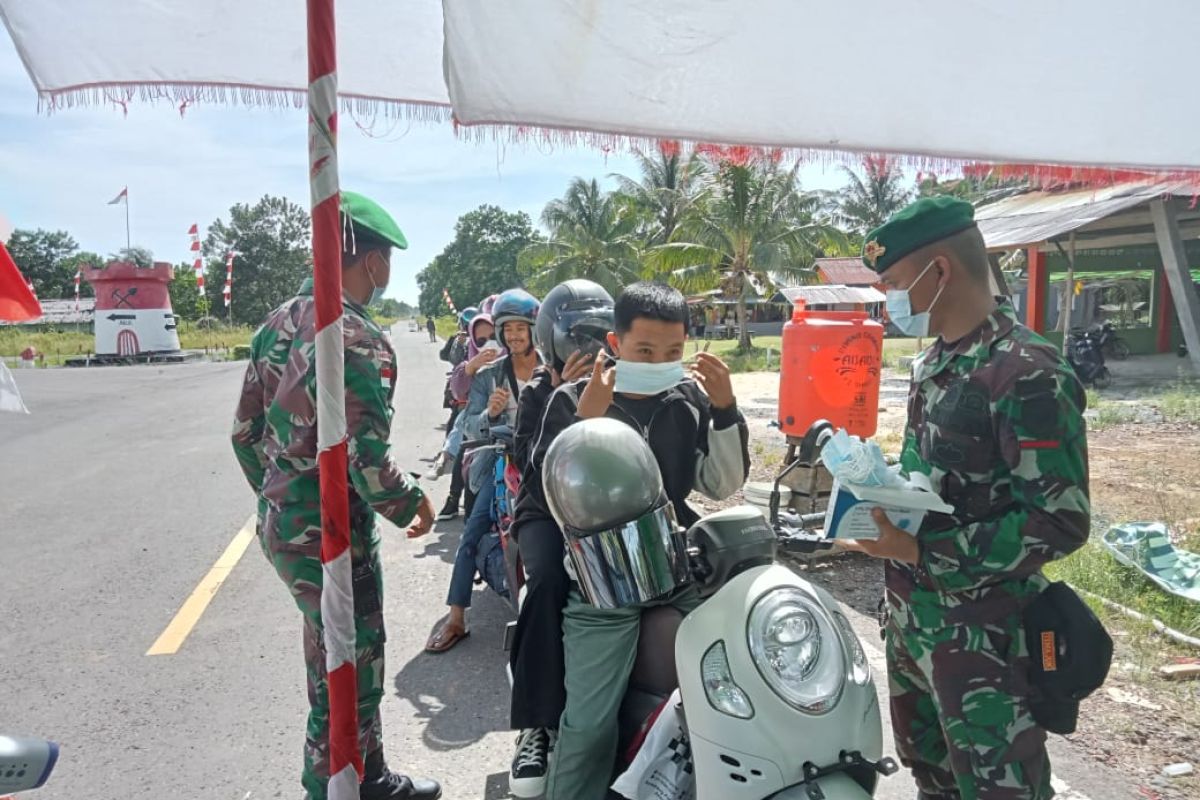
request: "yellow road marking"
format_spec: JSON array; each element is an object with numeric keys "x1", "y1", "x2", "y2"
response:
[{"x1": 146, "y1": 515, "x2": 256, "y2": 656}]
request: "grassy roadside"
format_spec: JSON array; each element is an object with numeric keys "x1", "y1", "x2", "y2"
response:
[{"x1": 0, "y1": 325, "x2": 256, "y2": 365}]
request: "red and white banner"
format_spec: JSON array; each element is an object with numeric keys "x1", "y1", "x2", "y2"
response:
[
  {"x1": 441, "y1": 287, "x2": 456, "y2": 315},
  {"x1": 188, "y1": 223, "x2": 205, "y2": 296},
  {"x1": 222, "y1": 251, "x2": 234, "y2": 308}
]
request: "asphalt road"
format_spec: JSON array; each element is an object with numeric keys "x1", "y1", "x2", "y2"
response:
[{"x1": 0, "y1": 326, "x2": 1135, "y2": 800}]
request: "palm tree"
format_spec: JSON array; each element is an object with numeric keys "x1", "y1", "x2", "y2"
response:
[
  {"x1": 518, "y1": 178, "x2": 642, "y2": 296},
  {"x1": 646, "y1": 149, "x2": 846, "y2": 352},
  {"x1": 834, "y1": 156, "x2": 912, "y2": 238},
  {"x1": 611, "y1": 141, "x2": 703, "y2": 247}
]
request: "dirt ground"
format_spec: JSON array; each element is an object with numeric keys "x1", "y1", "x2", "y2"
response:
[{"x1": 710, "y1": 368, "x2": 1200, "y2": 799}]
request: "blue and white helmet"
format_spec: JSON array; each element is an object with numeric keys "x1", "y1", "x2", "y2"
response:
[{"x1": 492, "y1": 289, "x2": 540, "y2": 351}]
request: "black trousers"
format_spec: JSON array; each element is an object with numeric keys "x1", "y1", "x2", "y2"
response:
[
  {"x1": 509, "y1": 516, "x2": 570, "y2": 730},
  {"x1": 445, "y1": 445, "x2": 474, "y2": 514}
]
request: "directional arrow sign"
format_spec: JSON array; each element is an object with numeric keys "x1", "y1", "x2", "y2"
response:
[{"x1": 107, "y1": 313, "x2": 136, "y2": 321}]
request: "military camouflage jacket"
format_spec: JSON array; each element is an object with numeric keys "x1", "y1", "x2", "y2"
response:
[
  {"x1": 231, "y1": 278, "x2": 424, "y2": 533},
  {"x1": 888, "y1": 301, "x2": 1090, "y2": 623}
]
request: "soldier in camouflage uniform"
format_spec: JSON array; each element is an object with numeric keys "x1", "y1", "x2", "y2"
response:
[
  {"x1": 843, "y1": 197, "x2": 1089, "y2": 800},
  {"x1": 231, "y1": 192, "x2": 441, "y2": 800}
]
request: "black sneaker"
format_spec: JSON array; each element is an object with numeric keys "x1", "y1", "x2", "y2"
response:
[
  {"x1": 510, "y1": 727, "x2": 555, "y2": 798},
  {"x1": 435, "y1": 499, "x2": 458, "y2": 521}
]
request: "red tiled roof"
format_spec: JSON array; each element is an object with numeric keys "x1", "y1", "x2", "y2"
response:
[{"x1": 815, "y1": 258, "x2": 880, "y2": 286}]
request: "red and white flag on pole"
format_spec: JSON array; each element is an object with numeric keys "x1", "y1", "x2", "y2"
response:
[
  {"x1": 107, "y1": 187, "x2": 128, "y2": 205},
  {"x1": 74, "y1": 270, "x2": 81, "y2": 311},
  {"x1": 188, "y1": 223, "x2": 205, "y2": 296},
  {"x1": 223, "y1": 251, "x2": 234, "y2": 308},
  {"x1": 441, "y1": 288, "x2": 457, "y2": 315}
]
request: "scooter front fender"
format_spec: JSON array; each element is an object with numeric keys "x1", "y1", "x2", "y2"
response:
[{"x1": 767, "y1": 772, "x2": 872, "y2": 800}]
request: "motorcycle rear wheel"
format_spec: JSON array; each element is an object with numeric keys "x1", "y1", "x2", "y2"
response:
[{"x1": 1108, "y1": 339, "x2": 1131, "y2": 360}]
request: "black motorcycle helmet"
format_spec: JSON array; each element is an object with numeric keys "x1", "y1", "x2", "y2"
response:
[{"x1": 534, "y1": 279, "x2": 615, "y2": 373}]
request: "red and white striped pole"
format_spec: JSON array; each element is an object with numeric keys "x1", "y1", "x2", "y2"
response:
[
  {"x1": 442, "y1": 287, "x2": 457, "y2": 315},
  {"x1": 307, "y1": 0, "x2": 359, "y2": 798}
]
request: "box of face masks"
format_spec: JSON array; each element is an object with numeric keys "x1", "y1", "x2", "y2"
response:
[{"x1": 822, "y1": 477, "x2": 953, "y2": 541}]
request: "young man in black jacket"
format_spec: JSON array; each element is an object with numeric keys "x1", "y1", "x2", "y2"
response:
[{"x1": 511, "y1": 282, "x2": 750, "y2": 800}]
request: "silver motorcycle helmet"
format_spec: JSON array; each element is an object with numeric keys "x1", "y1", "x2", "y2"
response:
[{"x1": 543, "y1": 418, "x2": 692, "y2": 608}]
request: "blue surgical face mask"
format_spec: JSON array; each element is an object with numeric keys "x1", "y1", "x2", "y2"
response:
[
  {"x1": 886, "y1": 259, "x2": 945, "y2": 338},
  {"x1": 613, "y1": 359, "x2": 685, "y2": 395}
]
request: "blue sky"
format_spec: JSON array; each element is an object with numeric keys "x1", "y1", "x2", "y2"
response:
[{"x1": 0, "y1": 34, "x2": 850, "y2": 305}]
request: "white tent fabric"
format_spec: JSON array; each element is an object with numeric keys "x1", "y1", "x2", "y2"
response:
[
  {"x1": 0, "y1": 0, "x2": 449, "y2": 114},
  {"x1": 444, "y1": 0, "x2": 1200, "y2": 170},
  {"x1": 4, "y1": 0, "x2": 1200, "y2": 172}
]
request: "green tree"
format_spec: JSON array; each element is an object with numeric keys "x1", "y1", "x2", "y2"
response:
[
  {"x1": 646, "y1": 150, "x2": 845, "y2": 352},
  {"x1": 416, "y1": 205, "x2": 537, "y2": 315},
  {"x1": 167, "y1": 263, "x2": 209, "y2": 321},
  {"x1": 6, "y1": 228, "x2": 79, "y2": 298},
  {"x1": 60, "y1": 251, "x2": 103, "y2": 298},
  {"x1": 109, "y1": 245, "x2": 155, "y2": 268},
  {"x1": 518, "y1": 178, "x2": 641, "y2": 296},
  {"x1": 204, "y1": 195, "x2": 312, "y2": 325},
  {"x1": 833, "y1": 156, "x2": 912, "y2": 240},
  {"x1": 611, "y1": 142, "x2": 703, "y2": 247}
]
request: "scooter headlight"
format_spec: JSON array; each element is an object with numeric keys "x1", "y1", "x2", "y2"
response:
[
  {"x1": 701, "y1": 641, "x2": 754, "y2": 719},
  {"x1": 747, "y1": 588, "x2": 845, "y2": 714},
  {"x1": 833, "y1": 610, "x2": 871, "y2": 686}
]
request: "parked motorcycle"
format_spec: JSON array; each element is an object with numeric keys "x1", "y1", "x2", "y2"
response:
[
  {"x1": 1090, "y1": 322, "x2": 1130, "y2": 361},
  {"x1": 0, "y1": 735, "x2": 57, "y2": 795},
  {"x1": 1067, "y1": 329, "x2": 1112, "y2": 389},
  {"x1": 541, "y1": 418, "x2": 896, "y2": 799}
]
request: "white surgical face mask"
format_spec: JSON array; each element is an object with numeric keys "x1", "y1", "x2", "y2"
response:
[
  {"x1": 366, "y1": 254, "x2": 387, "y2": 306},
  {"x1": 886, "y1": 260, "x2": 945, "y2": 338},
  {"x1": 613, "y1": 359, "x2": 685, "y2": 395}
]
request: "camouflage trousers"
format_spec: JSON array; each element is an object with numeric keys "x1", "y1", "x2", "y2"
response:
[
  {"x1": 260, "y1": 511, "x2": 387, "y2": 800},
  {"x1": 886, "y1": 613, "x2": 1052, "y2": 800}
]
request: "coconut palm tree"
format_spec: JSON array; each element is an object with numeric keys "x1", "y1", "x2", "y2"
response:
[
  {"x1": 518, "y1": 178, "x2": 642, "y2": 296},
  {"x1": 834, "y1": 155, "x2": 912, "y2": 238},
  {"x1": 646, "y1": 149, "x2": 846, "y2": 352},
  {"x1": 611, "y1": 141, "x2": 703, "y2": 247}
]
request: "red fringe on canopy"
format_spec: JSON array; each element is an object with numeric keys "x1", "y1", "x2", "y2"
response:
[{"x1": 37, "y1": 82, "x2": 1200, "y2": 190}]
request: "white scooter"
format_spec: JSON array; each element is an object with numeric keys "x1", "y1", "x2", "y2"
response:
[
  {"x1": 541, "y1": 418, "x2": 896, "y2": 800},
  {"x1": 0, "y1": 735, "x2": 58, "y2": 795}
]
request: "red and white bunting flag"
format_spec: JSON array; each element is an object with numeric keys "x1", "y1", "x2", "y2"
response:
[
  {"x1": 188, "y1": 224, "x2": 205, "y2": 297},
  {"x1": 441, "y1": 288, "x2": 457, "y2": 315},
  {"x1": 74, "y1": 270, "x2": 81, "y2": 311},
  {"x1": 223, "y1": 252, "x2": 234, "y2": 308}
]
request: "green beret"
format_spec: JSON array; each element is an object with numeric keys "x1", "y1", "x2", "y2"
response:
[
  {"x1": 341, "y1": 191, "x2": 408, "y2": 250},
  {"x1": 862, "y1": 196, "x2": 975, "y2": 273}
]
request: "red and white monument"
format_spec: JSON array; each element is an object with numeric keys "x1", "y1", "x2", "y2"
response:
[{"x1": 83, "y1": 261, "x2": 181, "y2": 357}]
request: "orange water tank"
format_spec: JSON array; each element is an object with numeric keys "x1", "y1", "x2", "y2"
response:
[{"x1": 779, "y1": 304, "x2": 883, "y2": 438}]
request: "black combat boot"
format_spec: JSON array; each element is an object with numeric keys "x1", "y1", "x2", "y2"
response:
[{"x1": 360, "y1": 751, "x2": 441, "y2": 800}]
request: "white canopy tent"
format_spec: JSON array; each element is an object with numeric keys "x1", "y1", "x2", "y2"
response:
[{"x1": 6, "y1": 2, "x2": 1200, "y2": 793}]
